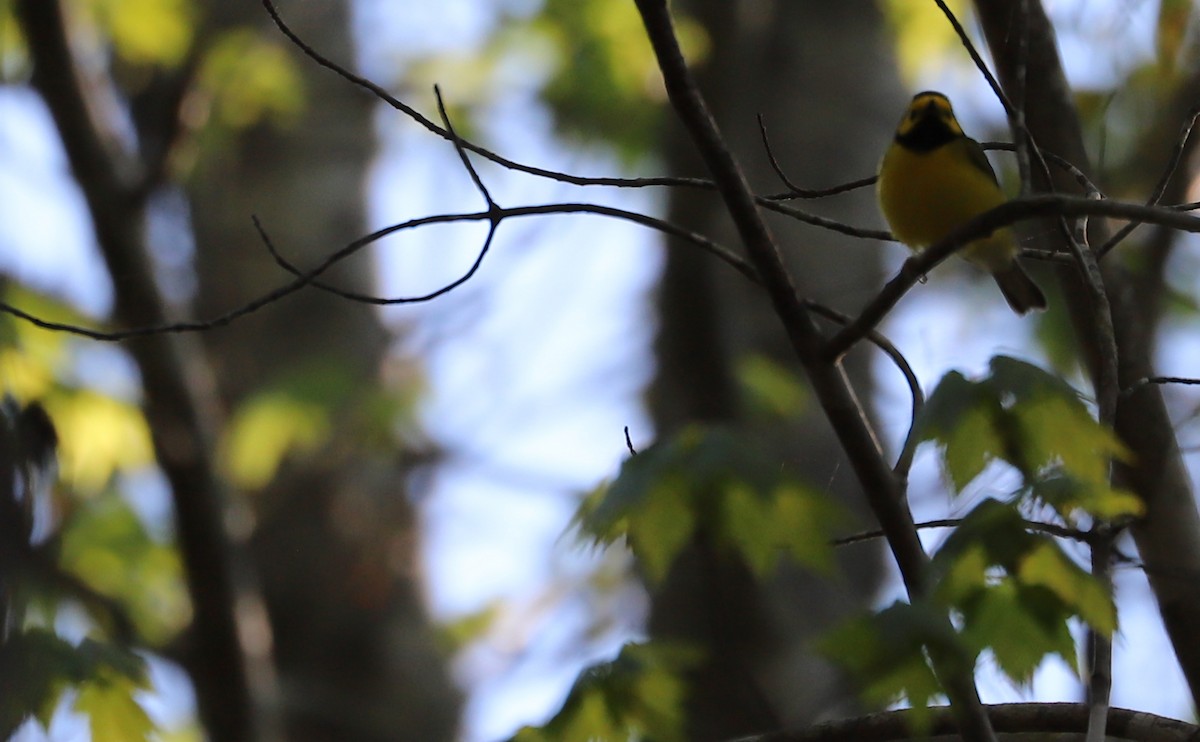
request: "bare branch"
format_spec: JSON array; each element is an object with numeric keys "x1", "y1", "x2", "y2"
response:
[
  {"x1": 802, "y1": 301, "x2": 923, "y2": 478},
  {"x1": 14, "y1": 1, "x2": 262, "y2": 738},
  {"x1": 833, "y1": 517, "x2": 1091, "y2": 548},
  {"x1": 744, "y1": 703, "x2": 1199, "y2": 742},
  {"x1": 631, "y1": 2, "x2": 998, "y2": 738},
  {"x1": 825, "y1": 194, "x2": 1200, "y2": 361},
  {"x1": 434, "y1": 84, "x2": 496, "y2": 210},
  {"x1": 757, "y1": 114, "x2": 877, "y2": 199},
  {"x1": 1098, "y1": 106, "x2": 1200, "y2": 258},
  {"x1": 1121, "y1": 376, "x2": 1200, "y2": 398}
]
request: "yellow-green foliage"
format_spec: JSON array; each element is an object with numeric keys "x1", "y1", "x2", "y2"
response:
[
  {"x1": 197, "y1": 29, "x2": 305, "y2": 130},
  {"x1": 512, "y1": 642, "x2": 700, "y2": 742},
  {"x1": 916, "y1": 356, "x2": 1143, "y2": 523},
  {"x1": 577, "y1": 425, "x2": 845, "y2": 585},
  {"x1": 879, "y1": 0, "x2": 973, "y2": 86},
  {"x1": 78, "y1": 0, "x2": 195, "y2": 67}
]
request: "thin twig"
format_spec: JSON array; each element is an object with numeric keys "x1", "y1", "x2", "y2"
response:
[
  {"x1": 259, "y1": 201, "x2": 757, "y2": 305},
  {"x1": 1086, "y1": 526, "x2": 1114, "y2": 742},
  {"x1": 434, "y1": 84, "x2": 496, "y2": 210},
  {"x1": 803, "y1": 301, "x2": 923, "y2": 478},
  {"x1": 759, "y1": 198, "x2": 892, "y2": 240},
  {"x1": 981, "y1": 142, "x2": 1102, "y2": 197},
  {"x1": 1120, "y1": 375, "x2": 1200, "y2": 398},
  {"x1": 757, "y1": 114, "x2": 877, "y2": 199},
  {"x1": 260, "y1": 0, "x2": 878, "y2": 244},
  {"x1": 823, "y1": 194, "x2": 1200, "y2": 360},
  {"x1": 833, "y1": 517, "x2": 1090, "y2": 548},
  {"x1": 1098, "y1": 107, "x2": 1200, "y2": 258},
  {"x1": 632, "y1": 2, "x2": 998, "y2": 739}
]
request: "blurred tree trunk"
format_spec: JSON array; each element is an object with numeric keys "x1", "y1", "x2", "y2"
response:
[
  {"x1": 648, "y1": 1, "x2": 903, "y2": 738},
  {"x1": 188, "y1": 1, "x2": 460, "y2": 739}
]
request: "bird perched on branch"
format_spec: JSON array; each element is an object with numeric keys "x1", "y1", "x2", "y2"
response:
[{"x1": 877, "y1": 91, "x2": 1046, "y2": 314}]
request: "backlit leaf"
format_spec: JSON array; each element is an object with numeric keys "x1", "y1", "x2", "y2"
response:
[
  {"x1": 74, "y1": 673, "x2": 154, "y2": 742},
  {"x1": 84, "y1": 0, "x2": 194, "y2": 66},
  {"x1": 1019, "y1": 541, "x2": 1116, "y2": 636},
  {"x1": 0, "y1": 629, "x2": 147, "y2": 738},
  {"x1": 821, "y1": 601, "x2": 963, "y2": 726},
  {"x1": 59, "y1": 493, "x2": 191, "y2": 644},
  {"x1": 736, "y1": 354, "x2": 808, "y2": 420},
  {"x1": 221, "y1": 392, "x2": 330, "y2": 490},
  {"x1": 46, "y1": 392, "x2": 154, "y2": 494},
  {"x1": 513, "y1": 642, "x2": 698, "y2": 742},
  {"x1": 916, "y1": 371, "x2": 1004, "y2": 491},
  {"x1": 628, "y1": 478, "x2": 696, "y2": 584},
  {"x1": 578, "y1": 426, "x2": 842, "y2": 585},
  {"x1": 957, "y1": 579, "x2": 1076, "y2": 683}
]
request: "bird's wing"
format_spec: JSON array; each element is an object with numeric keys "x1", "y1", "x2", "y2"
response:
[{"x1": 964, "y1": 136, "x2": 1001, "y2": 186}]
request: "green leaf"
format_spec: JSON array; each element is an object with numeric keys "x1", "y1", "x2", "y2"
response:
[
  {"x1": 718, "y1": 481, "x2": 842, "y2": 577},
  {"x1": 917, "y1": 358, "x2": 1133, "y2": 511},
  {"x1": 1018, "y1": 541, "x2": 1116, "y2": 636},
  {"x1": 221, "y1": 391, "x2": 331, "y2": 490},
  {"x1": 74, "y1": 673, "x2": 154, "y2": 742},
  {"x1": 1010, "y1": 395, "x2": 1130, "y2": 484},
  {"x1": 770, "y1": 483, "x2": 845, "y2": 574},
  {"x1": 0, "y1": 629, "x2": 147, "y2": 738},
  {"x1": 0, "y1": 629, "x2": 72, "y2": 737},
  {"x1": 198, "y1": 29, "x2": 305, "y2": 131},
  {"x1": 916, "y1": 371, "x2": 1005, "y2": 491},
  {"x1": 720, "y1": 482, "x2": 777, "y2": 575},
  {"x1": 928, "y1": 501, "x2": 1116, "y2": 686},
  {"x1": 736, "y1": 354, "x2": 808, "y2": 420},
  {"x1": 821, "y1": 602, "x2": 964, "y2": 729},
  {"x1": 59, "y1": 492, "x2": 191, "y2": 644},
  {"x1": 530, "y1": 0, "x2": 707, "y2": 161},
  {"x1": 957, "y1": 579, "x2": 1077, "y2": 684},
  {"x1": 435, "y1": 602, "x2": 501, "y2": 654},
  {"x1": 85, "y1": 0, "x2": 194, "y2": 67},
  {"x1": 578, "y1": 426, "x2": 842, "y2": 584},
  {"x1": 628, "y1": 478, "x2": 697, "y2": 584},
  {"x1": 932, "y1": 499, "x2": 1038, "y2": 581},
  {"x1": 1030, "y1": 473, "x2": 1145, "y2": 523},
  {"x1": 985, "y1": 356, "x2": 1082, "y2": 402},
  {"x1": 513, "y1": 642, "x2": 699, "y2": 742}
]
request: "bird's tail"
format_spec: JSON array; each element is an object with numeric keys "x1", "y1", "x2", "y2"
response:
[{"x1": 992, "y1": 262, "x2": 1047, "y2": 315}]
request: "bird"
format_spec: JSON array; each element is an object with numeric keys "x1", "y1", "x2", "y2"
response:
[{"x1": 877, "y1": 91, "x2": 1046, "y2": 314}]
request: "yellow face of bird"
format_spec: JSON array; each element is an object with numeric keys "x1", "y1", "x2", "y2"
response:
[
  {"x1": 893, "y1": 91, "x2": 964, "y2": 152},
  {"x1": 878, "y1": 90, "x2": 1012, "y2": 260}
]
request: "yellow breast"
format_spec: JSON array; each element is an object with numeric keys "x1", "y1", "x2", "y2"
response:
[{"x1": 877, "y1": 139, "x2": 1016, "y2": 270}]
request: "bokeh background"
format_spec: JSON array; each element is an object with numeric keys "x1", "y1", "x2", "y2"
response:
[{"x1": 2, "y1": 0, "x2": 1198, "y2": 739}]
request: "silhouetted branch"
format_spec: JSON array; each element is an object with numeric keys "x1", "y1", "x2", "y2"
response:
[
  {"x1": 1098, "y1": 106, "x2": 1200, "y2": 257},
  {"x1": 757, "y1": 115, "x2": 877, "y2": 199},
  {"x1": 741, "y1": 703, "x2": 1199, "y2": 742},
  {"x1": 802, "y1": 301, "x2": 923, "y2": 478},
  {"x1": 833, "y1": 517, "x2": 1090, "y2": 548},
  {"x1": 13, "y1": 1, "x2": 261, "y2": 739},
  {"x1": 824, "y1": 194, "x2": 1200, "y2": 361}
]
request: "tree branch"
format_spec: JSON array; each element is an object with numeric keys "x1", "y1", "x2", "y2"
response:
[
  {"x1": 824, "y1": 194, "x2": 1200, "y2": 360},
  {"x1": 734, "y1": 703, "x2": 1199, "y2": 742},
  {"x1": 630, "y1": 1, "x2": 995, "y2": 739},
  {"x1": 974, "y1": 0, "x2": 1200, "y2": 712},
  {"x1": 13, "y1": 2, "x2": 265, "y2": 739}
]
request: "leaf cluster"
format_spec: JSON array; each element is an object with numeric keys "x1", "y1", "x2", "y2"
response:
[
  {"x1": 0, "y1": 628, "x2": 151, "y2": 740},
  {"x1": 823, "y1": 358, "x2": 1137, "y2": 717},
  {"x1": 576, "y1": 425, "x2": 846, "y2": 584},
  {"x1": 510, "y1": 642, "x2": 700, "y2": 742},
  {"x1": 917, "y1": 356, "x2": 1142, "y2": 522}
]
